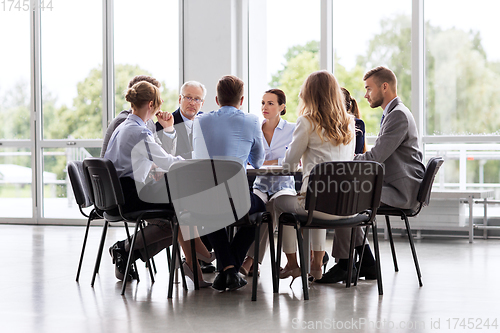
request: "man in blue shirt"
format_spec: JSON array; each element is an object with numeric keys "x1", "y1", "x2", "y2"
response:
[{"x1": 192, "y1": 75, "x2": 266, "y2": 291}]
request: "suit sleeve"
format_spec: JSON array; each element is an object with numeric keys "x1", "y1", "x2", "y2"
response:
[
  {"x1": 354, "y1": 109, "x2": 408, "y2": 163},
  {"x1": 282, "y1": 116, "x2": 310, "y2": 171}
]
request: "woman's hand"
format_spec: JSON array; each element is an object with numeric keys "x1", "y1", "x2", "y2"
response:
[{"x1": 156, "y1": 111, "x2": 175, "y2": 129}]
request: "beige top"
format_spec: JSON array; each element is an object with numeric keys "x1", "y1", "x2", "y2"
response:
[{"x1": 283, "y1": 116, "x2": 355, "y2": 197}]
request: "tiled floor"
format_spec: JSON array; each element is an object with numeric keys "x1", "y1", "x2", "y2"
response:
[{"x1": 1, "y1": 224, "x2": 499, "y2": 333}]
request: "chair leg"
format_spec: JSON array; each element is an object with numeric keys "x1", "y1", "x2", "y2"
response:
[
  {"x1": 385, "y1": 215, "x2": 399, "y2": 272},
  {"x1": 295, "y1": 225, "x2": 309, "y2": 300},
  {"x1": 166, "y1": 246, "x2": 172, "y2": 270},
  {"x1": 276, "y1": 223, "x2": 284, "y2": 291},
  {"x1": 139, "y1": 221, "x2": 155, "y2": 284},
  {"x1": 190, "y1": 233, "x2": 199, "y2": 290},
  {"x1": 76, "y1": 215, "x2": 92, "y2": 282},
  {"x1": 123, "y1": 222, "x2": 140, "y2": 281},
  {"x1": 91, "y1": 220, "x2": 108, "y2": 287},
  {"x1": 267, "y1": 219, "x2": 278, "y2": 293},
  {"x1": 121, "y1": 222, "x2": 140, "y2": 295},
  {"x1": 354, "y1": 226, "x2": 369, "y2": 286},
  {"x1": 147, "y1": 257, "x2": 158, "y2": 275},
  {"x1": 168, "y1": 221, "x2": 180, "y2": 298},
  {"x1": 346, "y1": 228, "x2": 357, "y2": 288},
  {"x1": 371, "y1": 220, "x2": 383, "y2": 295},
  {"x1": 403, "y1": 215, "x2": 423, "y2": 287},
  {"x1": 251, "y1": 222, "x2": 261, "y2": 301}
]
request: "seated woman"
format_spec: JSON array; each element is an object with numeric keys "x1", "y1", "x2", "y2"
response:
[
  {"x1": 239, "y1": 89, "x2": 296, "y2": 277},
  {"x1": 273, "y1": 70, "x2": 357, "y2": 283},
  {"x1": 105, "y1": 81, "x2": 213, "y2": 287},
  {"x1": 342, "y1": 87, "x2": 367, "y2": 154}
]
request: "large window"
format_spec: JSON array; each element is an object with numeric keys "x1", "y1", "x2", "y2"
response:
[
  {"x1": 0, "y1": 9, "x2": 32, "y2": 218},
  {"x1": 425, "y1": 0, "x2": 500, "y2": 136},
  {"x1": 114, "y1": 0, "x2": 180, "y2": 115},
  {"x1": 332, "y1": 0, "x2": 411, "y2": 135},
  {"x1": 249, "y1": 0, "x2": 320, "y2": 121}
]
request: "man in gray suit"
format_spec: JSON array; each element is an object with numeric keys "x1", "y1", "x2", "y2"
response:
[
  {"x1": 318, "y1": 66, "x2": 425, "y2": 284},
  {"x1": 355, "y1": 66, "x2": 425, "y2": 209}
]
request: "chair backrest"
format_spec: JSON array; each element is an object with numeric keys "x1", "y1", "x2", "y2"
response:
[
  {"x1": 67, "y1": 160, "x2": 93, "y2": 209},
  {"x1": 417, "y1": 156, "x2": 444, "y2": 206},
  {"x1": 82, "y1": 158, "x2": 126, "y2": 212},
  {"x1": 166, "y1": 159, "x2": 251, "y2": 237},
  {"x1": 305, "y1": 161, "x2": 384, "y2": 221}
]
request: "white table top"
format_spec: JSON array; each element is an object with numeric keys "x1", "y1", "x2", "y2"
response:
[{"x1": 430, "y1": 189, "x2": 495, "y2": 199}]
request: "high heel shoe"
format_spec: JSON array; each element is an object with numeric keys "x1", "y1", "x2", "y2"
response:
[
  {"x1": 182, "y1": 261, "x2": 212, "y2": 288},
  {"x1": 309, "y1": 269, "x2": 323, "y2": 281},
  {"x1": 196, "y1": 251, "x2": 216, "y2": 263},
  {"x1": 279, "y1": 266, "x2": 301, "y2": 287}
]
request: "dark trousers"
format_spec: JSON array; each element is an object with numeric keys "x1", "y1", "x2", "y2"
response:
[{"x1": 206, "y1": 192, "x2": 266, "y2": 271}]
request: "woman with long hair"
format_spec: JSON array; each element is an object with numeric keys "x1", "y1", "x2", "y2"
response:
[{"x1": 273, "y1": 70, "x2": 356, "y2": 283}]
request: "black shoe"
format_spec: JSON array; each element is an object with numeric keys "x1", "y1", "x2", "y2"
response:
[
  {"x1": 199, "y1": 260, "x2": 216, "y2": 274},
  {"x1": 315, "y1": 264, "x2": 356, "y2": 284},
  {"x1": 355, "y1": 262, "x2": 377, "y2": 280},
  {"x1": 212, "y1": 271, "x2": 227, "y2": 291},
  {"x1": 225, "y1": 270, "x2": 247, "y2": 291},
  {"x1": 109, "y1": 241, "x2": 138, "y2": 281}
]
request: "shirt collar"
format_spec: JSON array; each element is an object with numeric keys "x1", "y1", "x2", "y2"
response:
[
  {"x1": 127, "y1": 113, "x2": 146, "y2": 127},
  {"x1": 180, "y1": 111, "x2": 193, "y2": 127},
  {"x1": 383, "y1": 97, "x2": 398, "y2": 116},
  {"x1": 261, "y1": 117, "x2": 285, "y2": 129}
]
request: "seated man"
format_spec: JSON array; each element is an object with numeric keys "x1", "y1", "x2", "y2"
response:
[
  {"x1": 193, "y1": 75, "x2": 266, "y2": 291},
  {"x1": 320, "y1": 66, "x2": 425, "y2": 284}
]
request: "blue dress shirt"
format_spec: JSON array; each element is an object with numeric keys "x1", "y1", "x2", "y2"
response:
[
  {"x1": 253, "y1": 118, "x2": 296, "y2": 195},
  {"x1": 104, "y1": 114, "x2": 183, "y2": 183},
  {"x1": 192, "y1": 106, "x2": 265, "y2": 168}
]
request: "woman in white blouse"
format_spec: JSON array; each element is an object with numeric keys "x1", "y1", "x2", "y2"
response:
[
  {"x1": 274, "y1": 71, "x2": 356, "y2": 283},
  {"x1": 239, "y1": 89, "x2": 296, "y2": 277}
]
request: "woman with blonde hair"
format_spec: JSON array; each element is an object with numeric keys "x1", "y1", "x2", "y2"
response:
[{"x1": 274, "y1": 70, "x2": 356, "y2": 283}]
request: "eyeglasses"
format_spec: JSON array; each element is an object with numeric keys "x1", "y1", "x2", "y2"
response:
[{"x1": 182, "y1": 95, "x2": 204, "y2": 104}]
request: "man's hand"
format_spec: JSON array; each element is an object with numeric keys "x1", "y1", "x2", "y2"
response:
[{"x1": 156, "y1": 110, "x2": 175, "y2": 129}]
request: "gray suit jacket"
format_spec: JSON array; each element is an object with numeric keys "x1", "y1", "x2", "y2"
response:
[{"x1": 354, "y1": 97, "x2": 425, "y2": 209}]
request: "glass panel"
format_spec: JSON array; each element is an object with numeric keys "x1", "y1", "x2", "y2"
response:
[
  {"x1": 0, "y1": 9, "x2": 30, "y2": 139},
  {"x1": 425, "y1": 0, "x2": 500, "y2": 135},
  {"x1": 332, "y1": 0, "x2": 412, "y2": 136},
  {"x1": 425, "y1": 143, "x2": 500, "y2": 197},
  {"x1": 249, "y1": 0, "x2": 320, "y2": 121},
  {"x1": 42, "y1": 147, "x2": 101, "y2": 219},
  {"x1": 114, "y1": 0, "x2": 179, "y2": 116},
  {"x1": 41, "y1": 1, "x2": 103, "y2": 139},
  {"x1": 0, "y1": 148, "x2": 32, "y2": 218}
]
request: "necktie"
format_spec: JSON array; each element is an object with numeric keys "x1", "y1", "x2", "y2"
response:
[{"x1": 380, "y1": 114, "x2": 385, "y2": 127}]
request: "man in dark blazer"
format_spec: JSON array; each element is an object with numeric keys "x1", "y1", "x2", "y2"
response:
[
  {"x1": 156, "y1": 81, "x2": 206, "y2": 159},
  {"x1": 155, "y1": 80, "x2": 217, "y2": 273}
]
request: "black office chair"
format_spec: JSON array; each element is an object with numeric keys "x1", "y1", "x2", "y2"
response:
[
  {"x1": 276, "y1": 161, "x2": 385, "y2": 300},
  {"x1": 67, "y1": 160, "x2": 103, "y2": 282},
  {"x1": 377, "y1": 156, "x2": 444, "y2": 287},
  {"x1": 82, "y1": 158, "x2": 180, "y2": 295},
  {"x1": 166, "y1": 159, "x2": 276, "y2": 301}
]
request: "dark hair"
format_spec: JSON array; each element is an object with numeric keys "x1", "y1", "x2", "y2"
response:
[
  {"x1": 341, "y1": 87, "x2": 361, "y2": 119},
  {"x1": 125, "y1": 81, "x2": 162, "y2": 111},
  {"x1": 216, "y1": 75, "x2": 244, "y2": 106},
  {"x1": 265, "y1": 88, "x2": 287, "y2": 115},
  {"x1": 128, "y1": 75, "x2": 161, "y2": 89},
  {"x1": 363, "y1": 66, "x2": 397, "y2": 92}
]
